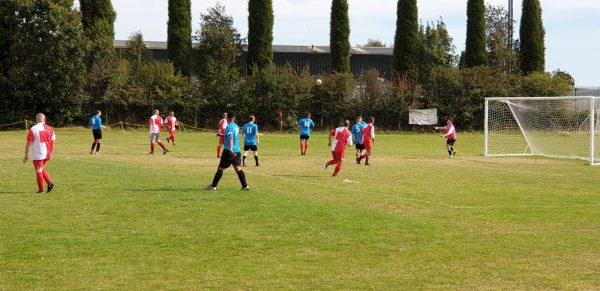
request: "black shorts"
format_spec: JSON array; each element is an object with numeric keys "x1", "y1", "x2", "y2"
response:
[
  {"x1": 244, "y1": 145, "x2": 258, "y2": 152},
  {"x1": 355, "y1": 143, "x2": 365, "y2": 150},
  {"x1": 300, "y1": 135, "x2": 310, "y2": 140},
  {"x1": 447, "y1": 139, "x2": 456, "y2": 146},
  {"x1": 92, "y1": 128, "x2": 102, "y2": 139},
  {"x1": 218, "y1": 150, "x2": 242, "y2": 169}
]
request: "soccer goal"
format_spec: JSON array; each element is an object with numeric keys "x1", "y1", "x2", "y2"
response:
[{"x1": 484, "y1": 96, "x2": 600, "y2": 166}]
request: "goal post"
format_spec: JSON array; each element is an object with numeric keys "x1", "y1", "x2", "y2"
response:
[{"x1": 484, "y1": 96, "x2": 600, "y2": 166}]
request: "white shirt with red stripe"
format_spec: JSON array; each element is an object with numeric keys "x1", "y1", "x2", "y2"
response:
[
  {"x1": 330, "y1": 127, "x2": 354, "y2": 152},
  {"x1": 27, "y1": 122, "x2": 55, "y2": 161},
  {"x1": 218, "y1": 118, "x2": 228, "y2": 135},
  {"x1": 445, "y1": 124, "x2": 457, "y2": 140},
  {"x1": 165, "y1": 116, "x2": 177, "y2": 132},
  {"x1": 361, "y1": 124, "x2": 376, "y2": 143},
  {"x1": 149, "y1": 115, "x2": 163, "y2": 134}
]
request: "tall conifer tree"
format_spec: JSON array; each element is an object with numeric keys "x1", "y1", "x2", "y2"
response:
[
  {"x1": 167, "y1": 0, "x2": 192, "y2": 76},
  {"x1": 330, "y1": 0, "x2": 351, "y2": 73},
  {"x1": 392, "y1": 0, "x2": 419, "y2": 80},
  {"x1": 465, "y1": 0, "x2": 487, "y2": 67},
  {"x1": 519, "y1": 0, "x2": 545, "y2": 74},
  {"x1": 248, "y1": 0, "x2": 274, "y2": 72}
]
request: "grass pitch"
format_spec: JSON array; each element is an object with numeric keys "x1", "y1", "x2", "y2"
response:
[{"x1": 1, "y1": 129, "x2": 599, "y2": 289}]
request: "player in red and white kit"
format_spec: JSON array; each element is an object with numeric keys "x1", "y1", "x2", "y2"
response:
[
  {"x1": 216, "y1": 112, "x2": 228, "y2": 158},
  {"x1": 23, "y1": 113, "x2": 55, "y2": 193},
  {"x1": 359, "y1": 117, "x2": 376, "y2": 165},
  {"x1": 324, "y1": 120, "x2": 354, "y2": 177},
  {"x1": 148, "y1": 110, "x2": 169, "y2": 155},
  {"x1": 435, "y1": 118, "x2": 457, "y2": 158},
  {"x1": 165, "y1": 111, "x2": 179, "y2": 146}
]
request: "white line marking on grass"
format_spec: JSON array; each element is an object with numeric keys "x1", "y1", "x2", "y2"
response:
[{"x1": 246, "y1": 171, "x2": 600, "y2": 210}]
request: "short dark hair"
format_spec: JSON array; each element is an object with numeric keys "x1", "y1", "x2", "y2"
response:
[
  {"x1": 249, "y1": 115, "x2": 255, "y2": 121},
  {"x1": 306, "y1": 112, "x2": 311, "y2": 117},
  {"x1": 95, "y1": 110, "x2": 101, "y2": 114},
  {"x1": 369, "y1": 116, "x2": 375, "y2": 123},
  {"x1": 228, "y1": 112, "x2": 236, "y2": 119},
  {"x1": 344, "y1": 120, "x2": 350, "y2": 127}
]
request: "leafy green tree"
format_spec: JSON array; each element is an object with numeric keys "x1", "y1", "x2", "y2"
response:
[
  {"x1": 393, "y1": 0, "x2": 419, "y2": 81},
  {"x1": 465, "y1": 0, "x2": 487, "y2": 67},
  {"x1": 361, "y1": 39, "x2": 387, "y2": 48},
  {"x1": 486, "y1": 5, "x2": 519, "y2": 74},
  {"x1": 417, "y1": 19, "x2": 456, "y2": 83},
  {"x1": 80, "y1": 0, "x2": 116, "y2": 67},
  {"x1": 167, "y1": 0, "x2": 192, "y2": 76},
  {"x1": 79, "y1": 0, "x2": 116, "y2": 114},
  {"x1": 0, "y1": 0, "x2": 19, "y2": 122},
  {"x1": 520, "y1": 72, "x2": 572, "y2": 96},
  {"x1": 7, "y1": 0, "x2": 86, "y2": 124},
  {"x1": 247, "y1": 0, "x2": 274, "y2": 72},
  {"x1": 330, "y1": 0, "x2": 351, "y2": 73},
  {"x1": 193, "y1": 4, "x2": 245, "y2": 120},
  {"x1": 519, "y1": 0, "x2": 545, "y2": 74},
  {"x1": 106, "y1": 32, "x2": 195, "y2": 122}
]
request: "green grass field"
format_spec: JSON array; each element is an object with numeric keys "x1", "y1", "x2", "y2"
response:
[{"x1": 1, "y1": 129, "x2": 599, "y2": 289}]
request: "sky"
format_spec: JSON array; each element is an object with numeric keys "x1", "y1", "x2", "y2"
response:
[{"x1": 102, "y1": 0, "x2": 600, "y2": 85}]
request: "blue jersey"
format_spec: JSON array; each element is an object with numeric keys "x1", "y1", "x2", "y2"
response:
[
  {"x1": 243, "y1": 122, "x2": 259, "y2": 146},
  {"x1": 224, "y1": 122, "x2": 240, "y2": 153},
  {"x1": 297, "y1": 118, "x2": 315, "y2": 136},
  {"x1": 351, "y1": 121, "x2": 367, "y2": 144},
  {"x1": 89, "y1": 115, "x2": 102, "y2": 130}
]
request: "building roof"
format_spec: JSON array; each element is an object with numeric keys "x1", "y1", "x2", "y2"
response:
[{"x1": 114, "y1": 40, "x2": 393, "y2": 56}]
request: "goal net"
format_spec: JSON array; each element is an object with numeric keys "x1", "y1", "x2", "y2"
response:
[{"x1": 485, "y1": 96, "x2": 600, "y2": 165}]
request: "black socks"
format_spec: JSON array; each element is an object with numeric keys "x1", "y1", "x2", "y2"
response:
[
  {"x1": 236, "y1": 170, "x2": 248, "y2": 188},
  {"x1": 211, "y1": 170, "x2": 224, "y2": 187}
]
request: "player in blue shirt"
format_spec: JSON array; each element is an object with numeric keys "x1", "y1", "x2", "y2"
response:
[
  {"x1": 297, "y1": 112, "x2": 315, "y2": 155},
  {"x1": 351, "y1": 116, "x2": 368, "y2": 164},
  {"x1": 205, "y1": 112, "x2": 249, "y2": 191},
  {"x1": 242, "y1": 115, "x2": 260, "y2": 167},
  {"x1": 88, "y1": 110, "x2": 106, "y2": 155}
]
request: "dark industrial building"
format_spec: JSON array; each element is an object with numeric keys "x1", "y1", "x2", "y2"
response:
[{"x1": 115, "y1": 40, "x2": 394, "y2": 77}]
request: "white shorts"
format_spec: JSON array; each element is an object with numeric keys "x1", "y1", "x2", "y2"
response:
[{"x1": 150, "y1": 133, "x2": 160, "y2": 142}]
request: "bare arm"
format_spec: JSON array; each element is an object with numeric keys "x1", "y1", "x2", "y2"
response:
[
  {"x1": 256, "y1": 129, "x2": 260, "y2": 144},
  {"x1": 328, "y1": 133, "x2": 332, "y2": 147},
  {"x1": 23, "y1": 142, "x2": 32, "y2": 163}
]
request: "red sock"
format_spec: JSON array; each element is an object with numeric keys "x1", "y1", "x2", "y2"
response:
[
  {"x1": 328, "y1": 159, "x2": 337, "y2": 165},
  {"x1": 333, "y1": 163, "x2": 342, "y2": 176},
  {"x1": 305, "y1": 143, "x2": 309, "y2": 153},
  {"x1": 217, "y1": 145, "x2": 222, "y2": 156},
  {"x1": 42, "y1": 170, "x2": 51, "y2": 184},
  {"x1": 365, "y1": 155, "x2": 370, "y2": 162},
  {"x1": 36, "y1": 173, "x2": 44, "y2": 192},
  {"x1": 300, "y1": 143, "x2": 304, "y2": 153},
  {"x1": 158, "y1": 141, "x2": 165, "y2": 149},
  {"x1": 170, "y1": 135, "x2": 175, "y2": 143},
  {"x1": 150, "y1": 143, "x2": 155, "y2": 153}
]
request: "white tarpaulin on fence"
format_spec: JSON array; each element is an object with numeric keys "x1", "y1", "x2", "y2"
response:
[{"x1": 409, "y1": 109, "x2": 438, "y2": 125}]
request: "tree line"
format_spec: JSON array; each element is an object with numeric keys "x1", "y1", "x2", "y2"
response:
[{"x1": 0, "y1": 0, "x2": 572, "y2": 130}]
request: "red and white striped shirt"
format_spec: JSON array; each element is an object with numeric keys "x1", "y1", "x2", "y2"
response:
[
  {"x1": 165, "y1": 116, "x2": 177, "y2": 132},
  {"x1": 218, "y1": 118, "x2": 228, "y2": 135},
  {"x1": 330, "y1": 127, "x2": 353, "y2": 152},
  {"x1": 361, "y1": 124, "x2": 376, "y2": 144},
  {"x1": 27, "y1": 122, "x2": 55, "y2": 161},
  {"x1": 149, "y1": 115, "x2": 163, "y2": 134}
]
